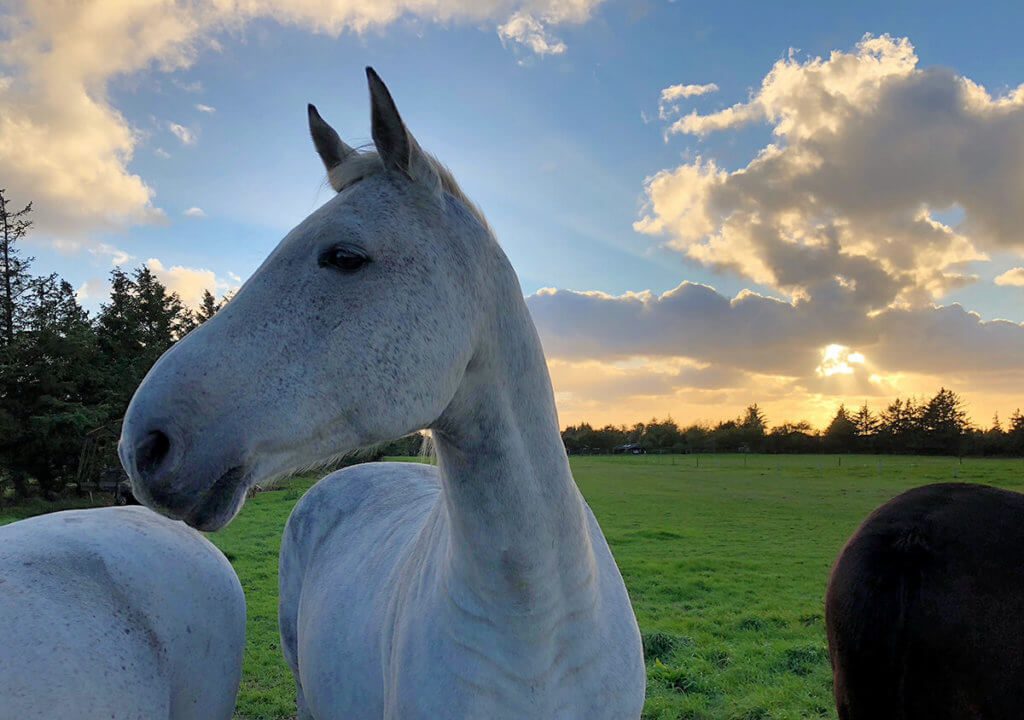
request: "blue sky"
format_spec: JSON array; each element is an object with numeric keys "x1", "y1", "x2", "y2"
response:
[{"x1": 6, "y1": 0, "x2": 1024, "y2": 425}]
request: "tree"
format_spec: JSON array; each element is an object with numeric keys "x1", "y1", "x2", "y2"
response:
[
  {"x1": 94, "y1": 266, "x2": 194, "y2": 422},
  {"x1": 766, "y1": 420, "x2": 819, "y2": 453},
  {"x1": 877, "y1": 398, "x2": 919, "y2": 453},
  {"x1": 642, "y1": 418, "x2": 683, "y2": 453},
  {"x1": 739, "y1": 403, "x2": 768, "y2": 451},
  {"x1": 1009, "y1": 410, "x2": 1024, "y2": 455},
  {"x1": 919, "y1": 387, "x2": 969, "y2": 455},
  {"x1": 0, "y1": 276, "x2": 103, "y2": 497},
  {"x1": 0, "y1": 189, "x2": 34, "y2": 346},
  {"x1": 825, "y1": 404, "x2": 858, "y2": 452},
  {"x1": 851, "y1": 403, "x2": 877, "y2": 452},
  {"x1": 195, "y1": 289, "x2": 221, "y2": 324}
]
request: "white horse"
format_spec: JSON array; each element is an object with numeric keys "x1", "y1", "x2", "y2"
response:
[
  {"x1": 119, "y1": 67, "x2": 645, "y2": 719},
  {"x1": 0, "y1": 506, "x2": 245, "y2": 719}
]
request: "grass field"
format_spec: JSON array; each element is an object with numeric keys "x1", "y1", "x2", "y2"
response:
[{"x1": 4, "y1": 453, "x2": 1023, "y2": 719}]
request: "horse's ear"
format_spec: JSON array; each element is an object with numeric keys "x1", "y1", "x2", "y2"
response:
[
  {"x1": 308, "y1": 104, "x2": 354, "y2": 191},
  {"x1": 366, "y1": 67, "x2": 440, "y2": 192}
]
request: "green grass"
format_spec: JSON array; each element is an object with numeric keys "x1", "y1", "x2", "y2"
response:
[{"x1": 4, "y1": 454, "x2": 1023, "y2": 719}]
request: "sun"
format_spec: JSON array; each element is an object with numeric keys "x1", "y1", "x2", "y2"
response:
[{"x1": 816, "y1": 344, "x2": 866, "y2": 377}]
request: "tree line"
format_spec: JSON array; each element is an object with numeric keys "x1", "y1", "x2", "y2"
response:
[
  {"x1": 563, "y1": 392, "x2": 1024, "y2": 457},
  {"x1": 0, "y1": 190, "x2": 227, "y2": 500}
]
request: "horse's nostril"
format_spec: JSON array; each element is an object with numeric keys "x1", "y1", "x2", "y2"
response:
[{"x1": 135, "y1": 430, "x2": 172, "y2": 480}]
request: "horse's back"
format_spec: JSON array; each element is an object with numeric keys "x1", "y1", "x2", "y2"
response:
[
  {"x1": 280, "y1": 461, "x2": 442, "y2": 718},
  {"x1": 827, "y1": 482, "x2": 1024, "y2": 719},
  {"x1": 0, "y1": 506, "x2": 245, "y2": 720}
]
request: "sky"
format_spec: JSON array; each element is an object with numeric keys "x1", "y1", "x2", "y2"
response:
[{"x1": 3, "y1": 0, "x2": 1024, "y2": 429}]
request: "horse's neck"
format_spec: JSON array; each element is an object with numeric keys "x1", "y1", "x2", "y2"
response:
[{"x1": 431, "y1": 293, "x2": 596, "y2": 616}]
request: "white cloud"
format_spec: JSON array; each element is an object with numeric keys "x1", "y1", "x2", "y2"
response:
[
  {"x1": 195, "y1": 103, "x2": 216, "y2": 113},
  {"x1": 75, "y1": 277, "x2": 109, "y2": 304},
  {"x1": 168, "y1": 122, "x2": 197, "y2": 146},
  {"x1": 89, "y1": 243, "x2": 133, "y2": 266},
  {"x1": 146, "y1": 257, "x2": 238, "y2": 308},
  {"x1": 638, "y1": 34, "x2": 1024, "y2": 311},
  {"x1": 531, "y1": 35, "x2": 1024, "y2": 422},
  {"x1": 660, "y1": 83, "x2": 719, "y2": 102},
  {"x1": 0, "y1": 0, "x2": 603, "y2": 242},
  {"x1": 995, "y1": 267, "x2": 1024, "y2": 287},
  {"x1": 154, "y1": 147, "x2": 171, "y2": 159},
  {"x1": 183, "y1": 206, "x2": 206, "y2": 218},
  {"x1": 497, "y1": 12, "x2": 566, "y2": 56},
  {"x1": 658, "y1": 82, "x2": 718, "y2": 119}
]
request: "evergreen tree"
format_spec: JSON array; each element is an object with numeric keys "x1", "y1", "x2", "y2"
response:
[
  {"x1": 919, "y1": 387, "x2": 969, "y2": 455},
  {"x1": 1009, "y1": 410, "x2": 1024, "y2": 455},
  {"x1": 851, "y1": 403, "x2": 877, "y2": 452},
  {"x1": 0, "y1": 189, "x2": 34, "y2": 346},
  {"x1": 94, "y1": 266, "x2": 194, "y2": 423},
  {"x1": 0, "y1": 276, "x2": 102, "y2": 497},
  {"x1": 739, "y1": 403, "x2": 768, "y2": 451},
  {"x1": 195, "y1": 289, "x2": 221, "y2": 324},
  {"x1": 825, "y1": 404, "x2": 858, "y2": 452}
]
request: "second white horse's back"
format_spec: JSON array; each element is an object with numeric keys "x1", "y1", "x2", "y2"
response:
[
  {"x1": 0, "y1": 506, "x2": 245, "y2": 720},
  {"x1": 281, "y1": 461, "x2": 643, "y2": 720},
  {"x1": 280, "y1": 462, "x2": 441, "y2": 718}
]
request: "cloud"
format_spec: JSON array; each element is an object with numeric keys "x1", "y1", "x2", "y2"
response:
[
  {"x1": 89, "y1": 243, "x2": 133, "y2": 266},
  {"x1": 146, "y1": 257, "x2": 237, "y2": 308},
  {"x1": 527, "y1": 283, "x2": 1024, "y2": 396},
  {"x1": 661, "y1": 83, "x2": 719, "y2": 102},
  {"x1": 154, "y1": 147, "x2": 171, "y2": 159},
  {"x1": 639, "y1": 34, "x2": 1024, "y2": 311},
  {"x1": 0, "y1": 0, "x2": 604, "y2": 242},
  {"x1": 531, "y1": 35, "x2": 1024, "y2": 424},
  {"x1": 995, "y1": 267, "x2": 1024, "y2": 287},
  {"x1": 183, "y1": 206, "x2": 206, "y2": 218},
  {"x1": 497, "y1": 12, "x2": 566, "y2": 56},
  {"x1": 75, "y1": 277, "x2": 110, "y2": 304},
  {"x1": 195, "y1": 103, "x2": 216, "y2": 113},
  {"x1": 168, "y1": 122, "x2": 197, "y2": 146},
  {"x1": 658, "y1": 82, "x2": 718, "y2": 119}
]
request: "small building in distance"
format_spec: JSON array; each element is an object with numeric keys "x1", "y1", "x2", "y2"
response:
[{"x1": 613, "y1": 443, "x2": 646, "y2": 455}]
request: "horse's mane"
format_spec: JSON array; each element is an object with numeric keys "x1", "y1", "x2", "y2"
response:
[{"x1": 328, "y1": 148, "x2": 491, "y2": 234}]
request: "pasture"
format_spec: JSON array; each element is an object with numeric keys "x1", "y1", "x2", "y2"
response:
[{"x1": 4, "y1": 453, "x2": 1021, "y2": 719}]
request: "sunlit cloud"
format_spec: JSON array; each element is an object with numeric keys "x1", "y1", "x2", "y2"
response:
[
  {"x1": 527, "y1": 281, "x2": 1024, "y2": 424},
  {"x1": 995, "y1": 267, "x2": 1024, "y2": 287},
  {"x1": 638, "y1": 34, "x2": 1024, "y2": 310},
  {"x1": 816, "y1": 344, "x2": 866, "y2": 377},
  {"x1": 146, "y1": 257, "x2": 237, "y2": 308},
  {"x1": 498, "y1": 12, "x2": 567, "y2": 56},
  {"x1": 658, "y1": 82, "x2": 719, "y2": 119},
  {"x1": 0, "y1": 0, "x2": 605, "y2": 242}
]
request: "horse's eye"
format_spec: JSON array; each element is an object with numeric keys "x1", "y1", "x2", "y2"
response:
[{"x1": 319, "y1": 246, "x2": 370, "y2": 274}]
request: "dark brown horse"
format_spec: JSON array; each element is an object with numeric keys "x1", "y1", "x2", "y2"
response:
[{"x1": 826, "y1": 482, "x2": 1024, "y2": 719}]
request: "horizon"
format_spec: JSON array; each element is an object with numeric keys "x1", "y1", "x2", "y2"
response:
[{"x1": 4, "y1": 0, "x2": 1024, "y2": 429}]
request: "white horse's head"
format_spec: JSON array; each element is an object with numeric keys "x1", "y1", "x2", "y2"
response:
[{"x1": 120, "y1": 69, "x2": 506, "y2": 530}]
